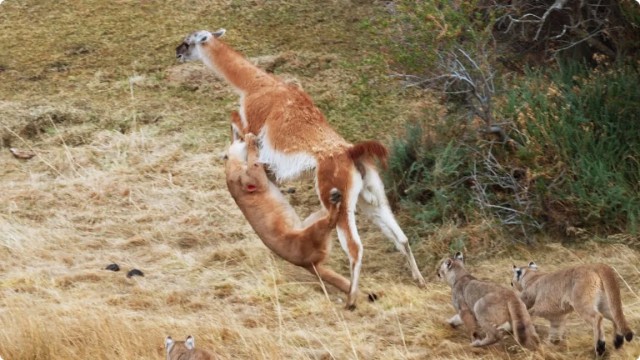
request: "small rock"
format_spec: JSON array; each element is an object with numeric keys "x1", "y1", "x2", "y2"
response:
[
  {"x1": 9, "y1": 148, "x2": 35, "y2": 160},
  {"x1": 126, "y1": 269, "x2": 144, "y2": 278},
  {"x1": 105, "y1": 263, "x2": 120, "y2": 272}
]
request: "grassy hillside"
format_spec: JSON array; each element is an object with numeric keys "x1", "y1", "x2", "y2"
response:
[{"x1": 0, "y1": 1, "x2": 638, "y2": 359}]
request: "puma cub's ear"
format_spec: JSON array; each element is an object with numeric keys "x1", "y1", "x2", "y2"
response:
[
  {"x1": 212, "y1": 28, "x2": 226, "y2": 38},
  {"x1": 185, "y1": 335, "x2": 195, "y2": 350},
  {"x1": 528, "y1": 261, "x2": 538, "y2": 270},
  {"x1": 165, "y1": 336, "x2": 174, "y2": 349},
  {"x1": 445, "y1": 259, "x2": 453, "y2": 269},
  {"x1": 454, "y1": 251, "x2": 464, "y2": 262},
  {"x1": 512, "y1": 264, "x2": 518, "y2": 272}
]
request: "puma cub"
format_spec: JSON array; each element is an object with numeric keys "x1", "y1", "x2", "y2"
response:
[
  {"x1": 512, "y1": 262, "x2": 634, "y2": 356},
  {"x1": 438, "y1": 252, "x2": 539, "y2": 350},
  {"x1": 165, "y1": 336, "x2": 217, "y2": 360}
]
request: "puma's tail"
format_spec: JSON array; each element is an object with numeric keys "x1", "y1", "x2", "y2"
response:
[
  {"x1": 327, "y1": 188, "x2": 342, "y2": 228},
  {"x1": 508, "y1": 298, "x2": 540, "y2": 350},
  {"x1": 347, "y1": 141, "x2": 389, "y2": 169},
  {"x1": 599, "y1": 265, "x2": 634, "y2": 348}
]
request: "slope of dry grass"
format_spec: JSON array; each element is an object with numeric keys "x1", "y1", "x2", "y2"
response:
[{"x1": 0, "y1": 1, "x2": 639, "y2": 359}]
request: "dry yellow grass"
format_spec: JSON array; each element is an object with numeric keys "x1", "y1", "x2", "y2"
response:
[{"x1": 1, "y1": 1, "x2": 639, "y2": 359}]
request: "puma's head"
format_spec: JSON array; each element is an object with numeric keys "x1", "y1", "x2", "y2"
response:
[
  {"x1": 225, "y1": 136, "x2": 247, "y2": 163},
  {"x1": 511, "y1": 261, "x2": 538, "y2": 290},
  {"x1": 437, "y1": 251, "x2": 464, "y2": 285},
  {"x1": 176, "y1": 28, "x2": 226, "y2": 62},
  {"x1": 223, "y1": 135, "x2": 249, "y2": 187},
  {"x1": 165, "y1": 335, "x2": 195, "y2": 358}
]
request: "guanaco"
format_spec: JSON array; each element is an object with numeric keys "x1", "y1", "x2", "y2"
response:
[{"x1": 176, "y1": 29, "x2": 426, "y2": 308}]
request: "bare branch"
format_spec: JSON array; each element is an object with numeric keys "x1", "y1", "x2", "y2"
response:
[{"x1": 534, "y1": 0, "x2": 569, "y2": 40}]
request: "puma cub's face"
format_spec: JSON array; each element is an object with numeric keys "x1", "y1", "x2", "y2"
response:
[
  {"x1": 165, "y1": 335, "x2": 195, "y2": 357},
  {"x1": 436, "y1": 252, "x2": 464, "y2": 284},
  {"x1": 511, "y1": 262, "x2": 538, "y2": 290},
  {"x1": 176, "y1": 29, "x2": 226, "y2": 62}
]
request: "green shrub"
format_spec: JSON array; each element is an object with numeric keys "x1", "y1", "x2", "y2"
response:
[
  {"x1": 385, "y1": 121, "x2": 474, "y2": 226},
  {"x1": 503, "y1": 63, "x2": 640, "y2": 233}
]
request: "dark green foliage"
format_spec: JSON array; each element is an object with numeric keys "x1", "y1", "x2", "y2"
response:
[
  {"x1": 503, "y1": 63, "x2": 640, "y2": 233},
  {"x1": 385, "y1": 122, "x2": 474, "y2": 226},
  {"x1": 386, "y1": 62, "x2": 640, "y2": 236},
  {"x1": 381, "y1": 0, "x2": 640, "y2": 239}
]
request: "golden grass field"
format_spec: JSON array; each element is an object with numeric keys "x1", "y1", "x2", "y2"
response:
[{"x1": 0, "y1": 1, "x2": 638, "y2": 359}]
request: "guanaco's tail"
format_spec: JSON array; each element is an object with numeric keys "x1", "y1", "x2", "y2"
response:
[
  {"x1": 599, "y1": 265, "x2": 634, "y2": 346},
  {"x1": 327, "y1": 188, "x2": 342, "y2": 228},
  {"x1": 507, "y1": 298, "x2": 540, "y2": 350},
  {"x1": 347, "y1": 140, "x2": 389, "y2": 169}
]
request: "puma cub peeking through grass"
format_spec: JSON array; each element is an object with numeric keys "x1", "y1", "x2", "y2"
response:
[
  {"x1": 512, "y1": 262, "x2": 634, "y2": 356},
  {"x1": 165, "y1": 335, "x2": 218, "y2": 360}
]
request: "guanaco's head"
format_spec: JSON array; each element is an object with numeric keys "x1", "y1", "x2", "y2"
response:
[
  {"x1": 511, "y1": 261, "x2": 538, "y2": 291},
  {"x1": 437, "y1": 251, "x2": 464, "y2": 286},
  {"x1": 176, "y1": 28, "x2": 226, "y2": 62}
]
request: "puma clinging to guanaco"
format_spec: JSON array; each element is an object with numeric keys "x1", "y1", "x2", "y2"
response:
[{"x1": 224, "y1": 125, "x2": 375, "y2": 301}]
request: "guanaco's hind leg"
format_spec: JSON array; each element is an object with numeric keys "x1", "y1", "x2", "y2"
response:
[{"x1": 357, "y1": 164, "x2": 426, "y2": 287}]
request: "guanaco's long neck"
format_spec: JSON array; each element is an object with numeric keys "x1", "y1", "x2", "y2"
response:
[{"x1": 201, "y1": 40, "x2": 276, "y2": 93}]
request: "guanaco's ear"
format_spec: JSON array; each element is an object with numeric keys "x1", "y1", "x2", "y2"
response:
[
  {"x1": 185, "y1": 335, "x2": 195, "y2": 350},
  {"x1": 454, "y1": 251, "x2": 464, "y2": 263},
  {"x1": 528, "y1": 261, "x2": 538, "y2": 270},
  {"x1": 165, "y1": 336, "x2": 174, "y2": 350},
  {"x1": 212, "y1": 28, "x2": 226, "y2": 38}
]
